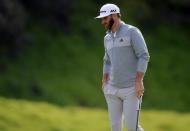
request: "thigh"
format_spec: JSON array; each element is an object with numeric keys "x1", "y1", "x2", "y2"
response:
[
  {"x1": 104, "y1": 94, "x2": 123, "y2": 124},
  {"x1": 123, "y1": 91, "x2": 139, "y2": 130}
]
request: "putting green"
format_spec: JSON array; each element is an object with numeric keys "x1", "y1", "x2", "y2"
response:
[{"x1": 0, "y1": 97, "x2": 189, "y2": 131}]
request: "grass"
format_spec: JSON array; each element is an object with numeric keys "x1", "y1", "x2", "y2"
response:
[{"x1": 0, "y1": 97, "x2": 190, "y2": 131}]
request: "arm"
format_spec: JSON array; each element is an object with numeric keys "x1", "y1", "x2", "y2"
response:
[
  {"x1": 102, "y1": 51, "x2": 111, "y2": 88},
  {"x1": 131, "y1": 27, "x2": 150, "y2": 97}
]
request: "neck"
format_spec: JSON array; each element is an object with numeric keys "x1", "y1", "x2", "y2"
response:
[{"x1": 111, "y1": 19, "x2": 121, "y2": 33}]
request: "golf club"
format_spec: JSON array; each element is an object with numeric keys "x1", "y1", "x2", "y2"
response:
[{"x1": 136, "y1": 96, "x2": 142, "y2": 131}]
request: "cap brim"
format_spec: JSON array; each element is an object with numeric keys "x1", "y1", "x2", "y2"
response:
[{"x1": 95, "y1": 14, "x2": 109, "y2": 19}]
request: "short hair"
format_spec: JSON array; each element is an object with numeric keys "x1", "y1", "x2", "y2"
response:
[{"x1": 117, "y1": 13, "x2": 121, "y2": 18}]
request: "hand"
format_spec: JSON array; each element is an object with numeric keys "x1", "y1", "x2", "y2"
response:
[
  {"x1": 102, "y1": 73, "x2": 109, "y2": 89},
  {"x1": 135, "y1": 80, "x2": 144, "y2": 98}
]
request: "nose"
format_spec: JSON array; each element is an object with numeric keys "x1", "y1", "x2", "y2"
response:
[{"x1": 101, "y1": 19, "x2": 104, "y2": 25}]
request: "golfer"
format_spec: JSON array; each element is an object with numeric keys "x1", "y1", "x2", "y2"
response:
[{"x1": 96, "y1": 3, "x2": 150, "y2": 131}]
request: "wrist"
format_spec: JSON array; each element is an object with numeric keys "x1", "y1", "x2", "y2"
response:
[
  {"x1": 136, "y1": 72, "x2": 144, "y2": 82},
  {"x1": 135, "y1": 79, "x2": 143, "y2": 83}
]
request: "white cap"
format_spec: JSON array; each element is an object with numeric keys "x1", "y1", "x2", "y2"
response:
[{"x1": 95, "y1": 3, "x2": 120, "y2": 19}]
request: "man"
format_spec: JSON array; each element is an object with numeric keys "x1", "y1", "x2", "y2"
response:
[{"x1": 95, "y1": 3, "x2": 150, "y2": 131}]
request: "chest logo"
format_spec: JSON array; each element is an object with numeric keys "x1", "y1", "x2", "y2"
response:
[{"x1": 119, "y1": 38, "x2": 124, "y2": 42}]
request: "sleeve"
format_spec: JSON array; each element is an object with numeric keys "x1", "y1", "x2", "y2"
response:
[
  {"x1": 103, "y1": 51, "x2": 111, "y2": 74},
  {"x1": 130, "y1": 27, "x2": 150, "y2": 73},
  {"x1": 103, "y1": 38, "x2": 111, "y2": 74}
]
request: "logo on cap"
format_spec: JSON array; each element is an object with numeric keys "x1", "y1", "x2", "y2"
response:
[
  {"x1": 100, "y1": 11, "x2": 106, "y2": 13},
  {"x1": 110, "y1": 9, "x2": 116, "y2": 13}
]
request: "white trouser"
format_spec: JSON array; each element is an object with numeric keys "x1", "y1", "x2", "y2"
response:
[{"x1": 103, "y1": 84, "x2": 144, "y2": 131}]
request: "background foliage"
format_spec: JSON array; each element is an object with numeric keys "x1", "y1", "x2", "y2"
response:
[
  {"x1": 0, "y1": 0, "x2": 190, "y2": 130},
  {"x1": 0, "y1": 0, "x2": 190, "y2": 112}
]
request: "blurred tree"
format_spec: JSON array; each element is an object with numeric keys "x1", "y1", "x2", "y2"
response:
[
  {"x1": 0, "y1": 0, "x2": 73, "y2": 61},
  {"x1": 146, "y1": 0, "x2": 190, "y2": 25},
  {"x1": 0, "y1": 0, "x2": 26, "y2": 59},
  {"x1": 19, "y1": 0, "x2": 72, "y2": 32}
]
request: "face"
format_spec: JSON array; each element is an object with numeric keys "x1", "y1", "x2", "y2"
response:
[{"x1": 101, "y1": 15, "x2": 114, "y2": 30}]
